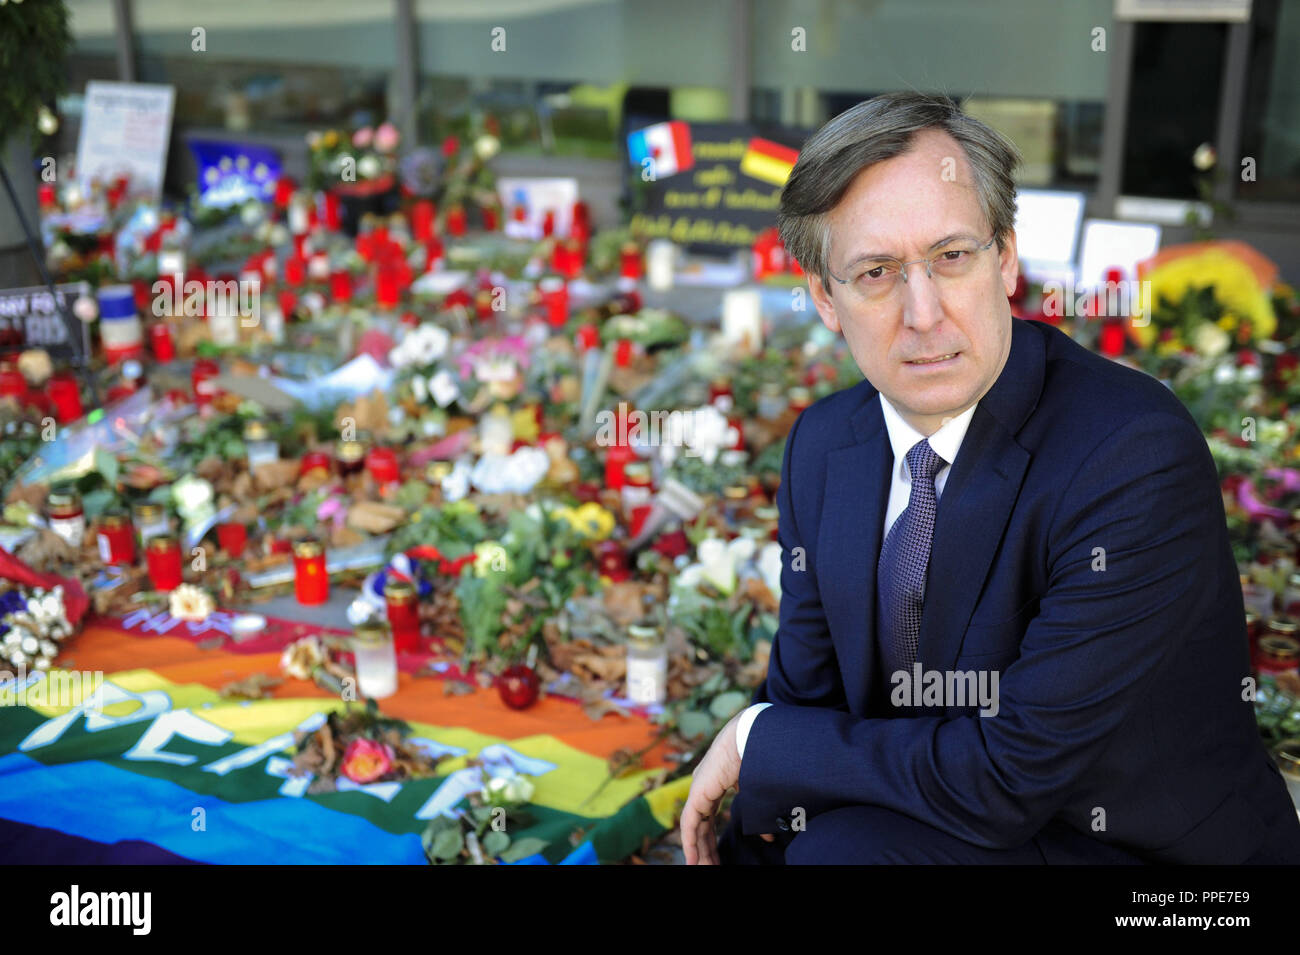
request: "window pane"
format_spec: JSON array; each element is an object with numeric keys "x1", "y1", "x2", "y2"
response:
[{"x1": 1238, "y1": 0, "x2": 1300, "y2": 202}]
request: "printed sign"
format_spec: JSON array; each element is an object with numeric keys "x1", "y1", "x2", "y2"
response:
[
  {"x1": 0, "y1": 283, "x2": 90, "y2": 357},
  {"x1": 627, "y1": 121, "x2": 809, "y2": 253},
  {"x1": 75, "y1": 81, "x2": 176, "y2": 199}
]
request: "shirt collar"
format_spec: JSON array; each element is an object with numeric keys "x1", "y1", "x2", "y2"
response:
[{"x1": 878, "y1": 393, "x2": 977, "y2": 481}]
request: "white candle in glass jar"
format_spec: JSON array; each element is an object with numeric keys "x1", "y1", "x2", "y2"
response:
[
  {"x1": 353, "y1": 621, "x2": 397, "y2": 699},
  {"x1": 646, "y1": 240, "x2": 677, "y2": 291}
]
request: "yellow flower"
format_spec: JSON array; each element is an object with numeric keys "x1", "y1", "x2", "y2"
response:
[
  {"x1": 322, "y1": 130, "x2": 340, "y2": 150},
  {"x1": 574, "y1": 502, "x2": 615, "y2": 541},
  {"x1": 511, "y1": 405, "x2": 540, "y2": 443},
  {"x1": 1217, "y1": 313, "x2": 1238, "y2": 331},
  {"x1": 473, "y1": 541, "x2": 511, "y2": 576}
]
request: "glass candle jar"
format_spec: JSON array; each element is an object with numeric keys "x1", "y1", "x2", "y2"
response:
[
  {"x1": 722, "y1": 484, "x2": 750, "y2": 528},
  {"x1": 596, "y1": 540, "x2": 630, "y2": 582},
  {"x1": 132, "y1": 502, "x2": 170, "y2": 546},
  {"x1": 1284, "y1": 573, "x2": 1300, "y2": 618},
  {"x1": 708, "y1": 377, "x2": 735, "y2": 414},
  {"x1": 366, "y1": 447, "x2": 401, "y2": 486},
  {"x1": 192, "y1": 358, "x2": 221, "y2": 409},
  {"x1": 788, "y1": 387, "x2": 812, "y2": 414},
  {"x1": 625, "y1": 623, "x2": 668, "y2": 706},
  {"x1": 293, "y1": 538, "x2": 329, "y2": 605},
  {"x1": 1256, "y1": 631, "x2": 1300, "y2": 681},
  {"x1": 46, "y1": 487, "x2": 85, "y2": 549},
  {"x1": 1241, "y1": 575, "x2": 1276, "y2": 619},
  {"x1": 757, "y1": 383, "x2": 788, "y2": 420},
  {"x1": 299, "y1": 449, "x2": 332, "y2": 478},
  {"x1": 243, "y1": 419, "x2": 279, "y2": 470},
  {"x1": 334, "y1": 440, "x2": 366, "y2": 477},
  {"x1": 1245, "y1": 610, "x2": 1261, "y2": 647},
  {"x1": 384, "y1": 579, "x2": 421, "y2": 654},
  {"x1": 97, "y1": 512, "x2": 136, "y2": 566},
  {"x1": 479, "y1": 405, "x2": 514, "y2": 457},
  {"x1": 352, "y1": 619, "x2": 397, "y2": 699},
  {"x1": 146, "y1": 536, "x2": 183, "y2": 591},
  {"x1": 217, "y1": 521, "x2": 248, "y2": 558},
  {"x1": 1271, "y1": 740, "x2": 1300, "y2": 815},
  {"x1": 622, "y1": 462, "x2": 654, "y2": 537}
]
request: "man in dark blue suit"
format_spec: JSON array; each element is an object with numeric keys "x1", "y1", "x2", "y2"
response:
[{"x1": 680, "y1": 92, "x2": 1300, "y2": 865}]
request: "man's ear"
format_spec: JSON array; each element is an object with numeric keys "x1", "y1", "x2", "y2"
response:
[
  {"x1": 809, "y1": 273, "x2": 842, "y2": 334},
  {"x1": 998, "y1": 229, "x2": 1020, "y2": 298}
]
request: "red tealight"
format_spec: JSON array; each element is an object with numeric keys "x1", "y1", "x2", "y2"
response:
[
  {"x1": 365, "y1": 446, "x2": 401, "y2": 485},
  {"x1": 330, "y1": 270, "x2": 353, "y2": 303},
  {"x1": 498, "y1": 664, "x2": 540, "y2": 710},
  {"x1": 217, "y1": 521, "x2": 248, "y2": 558},
  {"x1": 284, "y1": 256, "x2": 307, "y2": 287},
  {"x1": 410, "y1": 200, "x2": 436, "y2": 242}
]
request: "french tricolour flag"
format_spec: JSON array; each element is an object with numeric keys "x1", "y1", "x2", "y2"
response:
[{"x1": 627, "y1": 121, "x2": 693, "y2": 179}]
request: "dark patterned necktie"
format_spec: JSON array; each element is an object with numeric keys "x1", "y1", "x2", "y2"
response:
[{"x1": 877, "y1": 438, "x2": 948, "y2": 677}]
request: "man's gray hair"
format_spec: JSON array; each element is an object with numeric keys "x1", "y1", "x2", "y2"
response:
[{"x1": 777, "y1": 92, "x2": 1023, "y2": 295}]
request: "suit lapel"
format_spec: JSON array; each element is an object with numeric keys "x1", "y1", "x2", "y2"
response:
[
  {"x1": 918, "y1": 317, "x2": 1044, "y2": 673},
  {"x1": 819, "y1": 397, "x2": 892, "y2": 715}
]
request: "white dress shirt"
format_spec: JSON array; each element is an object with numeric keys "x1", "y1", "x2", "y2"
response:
[{"x1": 734, "y1": 393, "x2": 979, "y2": 758}]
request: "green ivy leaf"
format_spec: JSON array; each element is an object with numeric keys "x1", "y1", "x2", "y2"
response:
[
  {"x1": 482, "y1": 828, "x2": 510, "y2": 857},
  {"x1": 430, "y1": 826, "x2": 465, "y2": 861}
]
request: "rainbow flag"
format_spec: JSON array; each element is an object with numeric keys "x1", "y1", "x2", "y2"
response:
[
  {"x1": 0, "y1": 621, "x2": 688, "y2": 865},
  {"x1": 740, "y1": 137, "x2": 799, "y2": 187},
  {"x1": 627, "y1": 121, "x2": 694, "y2": 178}
]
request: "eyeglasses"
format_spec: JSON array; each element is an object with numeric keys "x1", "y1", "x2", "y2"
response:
[{"x1": 827, "y1": 233, "x2": 998, "y2": 305}]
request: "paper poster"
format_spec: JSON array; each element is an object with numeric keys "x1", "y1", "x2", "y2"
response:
[
  {"x1": 75, "y1": 81, "x2": 176, "y2": 200},
  {"x1": 497, "y1": 177, "x2": 579, "y2": 240}
]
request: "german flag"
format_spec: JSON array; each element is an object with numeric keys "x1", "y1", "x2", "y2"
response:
[{"x1": 740, "y1": 137, "x2": 799, "y2": 186}]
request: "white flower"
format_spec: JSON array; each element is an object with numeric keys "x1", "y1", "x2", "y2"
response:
[
  {"x1": 1192, "y1": 321, "x2": 1230, "y2": 358},
  {"x1": 757, "y1": 542, "x2": 783, "y2": 602},
  {"x1": 389, "y1": 324, "x2": 450, "y2": 369},
  {"x1": 482, "y1": 768, "x2": 534, "y2": 805},
  {"x1": 409, "y1": 374, "x2": 428, "y2": 403},
  {"x1": 470, "y1": 447, "x2": 551, "y2": 496},
  {"x1": 1192, "y1": 142, "x2": 1217, "y2": 172},
  {"x1": 429, "y1": 369, "x2": 460, "y2": 407},
  {"x1": 357, "y1": 154, "x2": 382, "y2": 179},
  {"x1": 169, "y1": 584, "x2": 215, "y2": 622},
  {"x1": 442, "y1": 460, "x2": 472, "y2": 502},
  {"x1": 680, "y1": 405, "x2": 739, "y2": 465},
  {"x1": 279, "y1": 635, "x2": 326, "y2": 680},
  {"x1": 474, "y1": 135, "x2": 500, "y2": 162}
]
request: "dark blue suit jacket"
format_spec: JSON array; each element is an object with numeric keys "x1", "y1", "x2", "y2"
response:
[{"x1": 740, "y1": 316, "x2": 1300, "y2": 863}]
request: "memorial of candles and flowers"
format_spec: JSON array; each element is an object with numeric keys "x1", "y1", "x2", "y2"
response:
[{"x1": 2, "y1": 115, "x2": 1300, "y2": 863}]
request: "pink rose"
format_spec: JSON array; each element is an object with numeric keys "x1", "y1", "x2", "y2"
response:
[
  {"x1": 352, "y1": 126, "x2": 374, "y2": 149},
  {"x1": 374, "y1": 122, "x2": 400, "y2": 154},
  {"x1": 340, "y1": 738, "x2": 395, "y2": 783}
]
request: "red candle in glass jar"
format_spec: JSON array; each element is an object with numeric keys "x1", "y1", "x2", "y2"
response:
[
  {"x1": 384, "y1": 579, "x2": 421, "y2": 653},
  {"x1": 541, "y1": 210, "x2": 555, "y2": 238},
  {"x1": 150, "y1": 322, "x2": 175, "y2": 362},
  {"x1": 274, "y1": 177, "x2": 295, "y2": 208},
  {"x1": 0, "y1": 364, "x2": 27, "y2": 401},
  {"x1": 482, "y1": 205, "x2": 499, "y2": 231},
  {"x1": 619, "y1": 245, "x2": 642, "y2": 280},
  {"x1": 622, "y1": 462, "x2": 654, "y2": 537},
  {"x1": 48, "y1": 373, "x2": 83, "y2": 423},
  {"x1": 1099, "y1": 320, "x2": 1125, "y2": 357},
  {"x1": 366, "y1": 446, "x2": 401, "y2": 485},
  {"x1": 605, "y1": 442, "x2": 634, "y2": 491},
  {"x1": 323, "y1": 191, "x2": 342, "y2": 230},
  {"x1": 539, "y1": 277, "x2": 569, "y2": 327},
  {"x1": 299, "y1": 450, "x2": 331, "y2": 478},
  {"x1": 278, "y1": 289, "x2": 297, "y2": 320},
  {"x1": 614, "y1": 339, "x2": 634, "y2": 367},
  {"x1": 284, "y1": 256, "x2": 307, "y2": 287},
  {"x1": 575, "y1": 324, "x2": 600, "y2": 353},
  {"x1": 146, "y1": 536, "x2": 183, "y2": 591},
  {"x1": 217, "y1": 521, "x2": 248, "y2": 557},
  {"x1": 97, "y1": 513, "x2": 136, "y2": 566},
  {"x1": 424, "y1": 237, "x2": 444, "y2": 272},
  {"x1": 192, "y1": 359, "x2": 220, "y2": 408},
  {"x1": 330, "y1": 269, "x2": 353, "y2": 303},
  {"x1": 410, "y1": 200, "x2": 436, "y2": 242},
  {"x1": 446, "y1": 205, "x2": 467, "y2": 237},
  {"x1": 375, "y1": 269, "x2": 401, "y2": 309},
  {"x1": 293, "y1": 538, "x2": 329, "y2": 605}
]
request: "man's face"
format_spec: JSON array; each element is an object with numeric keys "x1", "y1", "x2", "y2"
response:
[{"x1": 809, "y1": 128, "x2": 1019, "y2": 435}]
